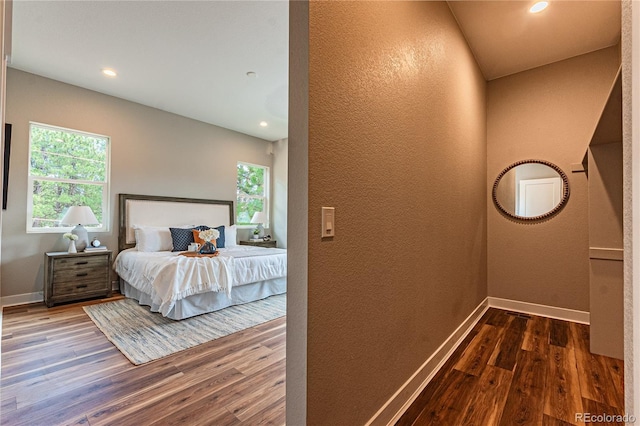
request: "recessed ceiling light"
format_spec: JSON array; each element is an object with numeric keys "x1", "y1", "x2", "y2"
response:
[
  {"x1": 529, "y1": 1, "x2": 549, "y2": 13},
  {"x1": 259, "y1": 121, "x2": 268, "y2": 127},
  {"x1": 246, "y1": 71, "x2": 257, "y2": 78},
  {"x1": 102, "y1": 68, "x2": 117, "y2": 77}
]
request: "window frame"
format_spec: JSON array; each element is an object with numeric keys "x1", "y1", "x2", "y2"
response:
[
  {"x1": 26, "y1": 122, "x2": 111, "y2": 234},
  {"x1": 236, "y1": 161, "x2": 270, "y2": 229}
]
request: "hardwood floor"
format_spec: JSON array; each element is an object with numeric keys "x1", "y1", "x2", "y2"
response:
[
  {"x1": 1, "y1": 295, "x2": 285, "y2": 426},
  {"x1": 1, "y1": 301, "x2": 625, "y2": 426},
  {"x1": 397, "y1": 309, "x2": 625, "y2": 426}
]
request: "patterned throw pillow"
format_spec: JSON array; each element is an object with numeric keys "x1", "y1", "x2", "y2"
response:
[{"x1": 169, "y1": 227, "x2": 195, "y2": 252}]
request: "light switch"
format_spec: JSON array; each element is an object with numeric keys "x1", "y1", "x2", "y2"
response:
[{"x1": 322, "y1": 207, "x2": 335, "y2": 238}]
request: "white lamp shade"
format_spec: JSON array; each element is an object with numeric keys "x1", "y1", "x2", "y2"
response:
[
  {"x1": 60, "y1": 206, "x2": 99, "y2": 226},
  {"x1": 250, "y1": 212, "x2": 267, "y2": 224}
]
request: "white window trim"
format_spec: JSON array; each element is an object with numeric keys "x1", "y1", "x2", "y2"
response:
[
  {"x1": 237, "y1": 161, "x2": 270, "y2": 229},
  {"x1": 26, "y1": 122, "x2": 111, "y2": 233}
]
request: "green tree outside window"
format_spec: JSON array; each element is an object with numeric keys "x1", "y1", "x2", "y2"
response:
[
  {"x1": 237, "y1": 162, "x2": 269, "y2": 226},
  {"x1": 28, "y1": 123, "x2": 110, "y2": 232}
]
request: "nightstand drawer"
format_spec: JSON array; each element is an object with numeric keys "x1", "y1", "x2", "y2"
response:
[
  {"x1": 53, "y1": 279, "x2": 109, "y2": 297},
  {"x1": 53, "y1": 267, "x2": 107, "y2": 284},
  {"x1": 53, "y1": 255, "x2": 108, "y2": 271}
]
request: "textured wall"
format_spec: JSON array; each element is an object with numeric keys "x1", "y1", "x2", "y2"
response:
[
  {"x1": 306, "y1": 2, "x2": 487, "y2": 424},
  {"x1": 286, "y1": 2, "x2": 309, "y2": 424},
  {"x1": 272, "y1": 138, "x2": 288, "y2": 248},
  {"x1": 487, "y1": 46, "x2": 620, "y2": 311},
  {"x1": 622, "y1": 0, "x2": 638, "y2": 413},
  {"x1": 2, "y1": 69, "x2": 272, "y2": 298}
]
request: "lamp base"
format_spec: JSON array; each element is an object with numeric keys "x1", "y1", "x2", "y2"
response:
[{"x1": 71, "y1": 225, "x2": 89, "y2": 252}]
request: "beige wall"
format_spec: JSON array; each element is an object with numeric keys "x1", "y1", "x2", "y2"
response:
[
  {"x1": 622, "y1": 0, "x2": 639, "y2": 410},
  {"x1": 487, "y1": 46, "x2": 620, "y2": 311},
  {"x1": 2, "y1": 69, "x2": 273, "y2": 298},
  {"x1": 589, "y1": 143, "x2": 623, "y2": 250},
  {"x1": 272, "y1": 138, "x2": 287, "y2": 248},
  {"x1": 588, "y1": 142, "x2": 623, "y2": 360},
  {"x1": 305, "y1": 2, "x2": 486, "y2": 424}
]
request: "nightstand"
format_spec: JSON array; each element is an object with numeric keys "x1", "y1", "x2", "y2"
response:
[
  {"x1": 44, "y1": 251, "x2": 113, "y2": 307},
  {"x1": 239, "y1": 240, "x2": 277, "y2": 248}
]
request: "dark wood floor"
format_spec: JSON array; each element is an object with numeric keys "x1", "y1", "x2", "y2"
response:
[
  {"x1": 1, "y1": 295, "x2": 285, "y2": 426},
  {"x1": 1, "y1": 300, "x2": 626, "y2": 426},
  {"x1": 397, "y1": 308, "x2": 625, "y2": 426}
]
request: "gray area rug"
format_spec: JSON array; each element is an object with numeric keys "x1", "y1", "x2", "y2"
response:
[{"x1": 83, "y1": 294, "x2": 286, "y2": 365}]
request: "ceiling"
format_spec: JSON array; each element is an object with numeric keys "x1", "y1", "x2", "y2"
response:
[
  {"x1": 9, "y1": 1, "x2": 621, "y2": 142},
  {"x1": 448, "y1": 1, "x2": 621, "y2": 81},
  {"x1": 9, "y1": 1, "x2": 289, "y2": 142}
]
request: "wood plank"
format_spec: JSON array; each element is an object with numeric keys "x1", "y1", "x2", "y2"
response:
[
  {"x1": 89, "y1": 368, "x2": 245, "y2": 426},
  {"x1": 570, "y1": 322, "x2": 622, "y2": 408},
  {"x1": 459, "y1": 365, "x2": 513, "y2": 425},
  {"x1": 395, "y1": 323, "x2": 480, "y2": 425},
  {"x1": 454, "y1": 324, "x2": 501, "y2": 376},
  {"x1": 542, "y1": 414, "x2": 576, "y2": 426},
  {"x1": 550, "y1": 319, "x2": 570, "y2": 348},
  {"x1": 239, "y1": 395, "x2": 286, "y2": 426},
  {"x1": 1, "y1": 361, "x2": 184, "y2": 426},
  {"x1": 544, "y1": 345, "x2": 584, "y2": 425},
  {"x1": 150, "y1": 404, "x2": 241, "y2": 426},
  {"x1": 491, "y1": 316, "x2": 528, "y2": 372},
  {"x1": 483, "y1": 308, "x2": 510, "y2": 327},
  {"x1": 6, "y1": 352, "x2": 129, "y2": 410},
  {"x1": 580, "y1": 398, "x2": 624, "y2": 426},
  {"x1": 499, "y1": 350, "x2": 547, "y2": 426},
  {"x1": 151, "y1": 358, "x2": 286, "y2": 426},
  {"x1": 412, "y1": 369, "x2": 478, "y2": 425},
  {"x1": 228, "y1": 374, "x2": 286, "y2": 421},
  {"x1": 605, "y1": 356, "x2": 625, "y2": 410},
  {"x1": 522, "y1": 315, "x2": 550, "y2": 354}
]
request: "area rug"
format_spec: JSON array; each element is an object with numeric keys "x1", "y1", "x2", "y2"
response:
[{"x1": 83, "y1": 294, "x2": 286, "y2": 365}]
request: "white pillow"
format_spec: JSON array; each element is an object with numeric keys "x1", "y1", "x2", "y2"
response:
[
  {"x1": 225, "y1": 225, "x2": 238, "y2": 247},
  {"x1": 134, "y1": 226, "x2": 173, "y2": 252}
]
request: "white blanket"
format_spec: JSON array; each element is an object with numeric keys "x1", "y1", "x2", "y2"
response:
[{"x1": 114, "y1": 246, "x2": 287, "y2": 316}]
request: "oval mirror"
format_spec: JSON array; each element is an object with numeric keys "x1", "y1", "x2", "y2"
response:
[{"x1": 492, "y1": 160, "x2": 570, "y2": 221}]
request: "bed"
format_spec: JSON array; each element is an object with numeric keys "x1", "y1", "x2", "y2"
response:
[{"x1": 114, "y1": 194, "x2": 286, "y2": 320}]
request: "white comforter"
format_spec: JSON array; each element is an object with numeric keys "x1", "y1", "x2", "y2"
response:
[{"x1": 114, "y1": 246, "x2": 287, "y2": 316}]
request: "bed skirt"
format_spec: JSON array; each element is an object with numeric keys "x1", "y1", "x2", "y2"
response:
[{"x1": 121, "y1": 277, "x2": 287, "y2": 320}]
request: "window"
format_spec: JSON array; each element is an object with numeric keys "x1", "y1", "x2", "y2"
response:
[
  {"x1": 27, "y1": 122, "x2": 110, "y2": 232},
  {"x1": 236, "y1": 161, "x2": 269, "y2": 227}
]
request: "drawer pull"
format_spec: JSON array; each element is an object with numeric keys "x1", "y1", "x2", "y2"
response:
[
  {"x1": 76, "y1": 284, "x2": 88, "y2": 289},
  {"x1": 76, "y1": 261, "x2": 89, "y2": 265},
  {"x1": 76, "y1": 273, "x2": 89, "y2": 277}
]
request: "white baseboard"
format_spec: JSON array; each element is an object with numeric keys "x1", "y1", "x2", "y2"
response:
[
  {"x1": 365, "y1": 298, "x2": 489, "y2": 426},
  {"x1": 0, "y1": 291, "x2": 44, "y2": 308},
  {"x1": 488, "y1": 297, "x2": 590, "y2": 325}
]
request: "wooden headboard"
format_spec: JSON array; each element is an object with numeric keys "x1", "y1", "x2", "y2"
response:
[{"x1": 118, "y1": 194, "x2": 234, "y2": 253}]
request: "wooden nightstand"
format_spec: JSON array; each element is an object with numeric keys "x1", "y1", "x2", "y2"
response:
[
  {"x1": 44, "y1": 251, "x2": 113, "y2": 307},
  {"x1": 239, "y1": 240, "x2": 277, "y2": 248}
]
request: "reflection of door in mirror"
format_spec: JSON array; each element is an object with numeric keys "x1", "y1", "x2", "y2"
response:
[
  {"x1": 517, "y1": 177, "x2": 561, "y2": 216},
  {"x1": 513, "y1": 162, "x2": 561, "y2": 216}
]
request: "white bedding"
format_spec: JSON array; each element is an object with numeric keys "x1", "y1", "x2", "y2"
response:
[{"x1": 114, "y1": 246, "x2": 287, "y2": 317}]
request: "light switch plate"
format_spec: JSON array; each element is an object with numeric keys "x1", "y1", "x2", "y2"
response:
[{"x1": 322, "y1": 207, "x2": 335, "y2": 238}]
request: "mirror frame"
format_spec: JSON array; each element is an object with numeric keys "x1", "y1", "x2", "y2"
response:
[{"x1": 492, "y1": 159, "x2": 570, "y2": 221}]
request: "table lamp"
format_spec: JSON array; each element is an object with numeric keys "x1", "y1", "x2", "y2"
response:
[
  {"x1": 250, "y1": 212, "x2": 267, "y2": 239},
  {"x1": 61, "y1": 206, "x2": 99, "y2": 251}
]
